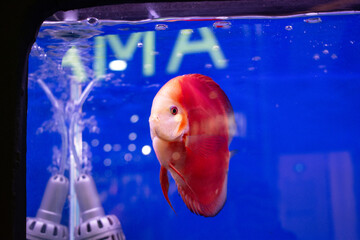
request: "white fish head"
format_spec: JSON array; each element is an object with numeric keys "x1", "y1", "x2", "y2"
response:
[{"x1": 149, "y1": 92, "x2": 188, "y2": 142}]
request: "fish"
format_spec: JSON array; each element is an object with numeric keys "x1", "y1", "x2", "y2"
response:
[{"x1": 149, "y1": 74, "x2": 236, "y2": 217}]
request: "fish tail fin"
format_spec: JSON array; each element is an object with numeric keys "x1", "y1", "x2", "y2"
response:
[{"x1": 160, "y1": 166, "x2": 176, "y2": 214}]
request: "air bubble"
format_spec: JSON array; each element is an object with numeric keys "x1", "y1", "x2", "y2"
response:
[
  {"x1": 113, "y1": 144, "x2": 121, "y2": 151},
  {"x1": 128, "y1": 144, "x2": 136, "y2": 152},
  {"x1": 86, "y1": 17, "x2": 99, "y2": 26},
  {"x1": 31, "y1": 43, "x2": 41, "y2": 52},
  {"x1": 304, "y1": 17, "x2": 322, "y2": 24},
  {"x1": 285, "y1": 25, "x2": 293, "y2": 31},
  {"x1": 128, "y1": 132, "x2": 137, "y2": 141},
  {"x1": 104, "y1": 158, "x2": 112, "y2": 166},
  {"x1": 91, "y1": 139, "x2": 99, "y2": 147},
  {"x1": 82, "y1": 141, "x2": 89, "y2": 148},
  {"x1": 39, "y1": 53, "x2": 47, "y2": 59},
  {"x1": 313, "y1": 54, "x2": 320, "y2": 60},
  {"x1": 124, "y1": 153, "x2": 133, "y2": 162},
  {"x1": 130, "y1": 115, "x2": 139, "y2": 123},
  {"x1": 103, "y1": 144, "x2": 112, "y2": 152},
  {"x1": 36, "y1": 127, "x2": 44, "y2": 134},
  {"x1": 155, "y1": 24, "x2": 168, "y2": 31},
  {"x1": 213, "y1": 21, "x2": 231, "y2": 29},
  {"x1": 141, "y1": 145, "x2": 152, "y2": 155}
]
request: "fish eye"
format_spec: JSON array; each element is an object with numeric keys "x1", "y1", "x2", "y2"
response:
[{"x1": 170, "y1": 106, "x2": 178, "y2": 115}]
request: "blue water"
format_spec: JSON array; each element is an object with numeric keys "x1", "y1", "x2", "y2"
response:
[{"x1": 27, "y1": 12, "x2": 360, "y2": 239}]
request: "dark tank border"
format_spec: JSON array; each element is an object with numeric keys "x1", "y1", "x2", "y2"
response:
[
  {"x1": 47, "y1": 1, "x2": 360, "y2": 22},
  {"x1": 2, "y1": 0, "x2": 360, "y2": 239}
]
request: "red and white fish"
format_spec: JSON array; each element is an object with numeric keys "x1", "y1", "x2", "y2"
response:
[{"x1": 149, "y1": 74, "x2": 236, "y2": 217}]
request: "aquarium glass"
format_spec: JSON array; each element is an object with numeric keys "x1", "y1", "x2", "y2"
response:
[{"x1": 27, "y1": 9, "x2": 360, "y2": 240}]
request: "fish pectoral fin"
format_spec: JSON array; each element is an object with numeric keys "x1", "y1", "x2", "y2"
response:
[
  {"x1": 186, "y1": 135, "x2": 228, "y2": 159},
  {"x1": 230, "y1": 150, "x2": 238, "y2": 159},
  {"x1": 160, "y1": 166, "x2": 176, "y2": 214}
]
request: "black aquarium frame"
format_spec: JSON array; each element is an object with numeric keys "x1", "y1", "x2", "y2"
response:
[{"x1": 1, "y1": 0, "x2": 359, "y2": 239}]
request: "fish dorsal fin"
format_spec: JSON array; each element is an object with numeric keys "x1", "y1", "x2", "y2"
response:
[
  {"x1": 182, "y1": 74, "x2": 234, "y2": 116},
  {"x1": 181, "y1": 75, "x2": 236, "y2": 142},
  {"x1": 160, "y1": 166, "x2": 176, "y2": 214}
]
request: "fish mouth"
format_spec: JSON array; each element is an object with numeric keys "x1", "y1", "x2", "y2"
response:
[
  {"x1": 149, "y1": 114, "x2": 184, "y2": 142},
  {"x1": 149, "y1": 118, "x2": 168, "y2": 142},
  {"x1": 155, "y1": 128, "x2": 179, "y2": 143},
  {"x1": 154, "y1": 129, "x2": 165, "y2": 141},
  {"x1": 151, "y1": 124, "x2": 181, "y2": 143},
  {"x1": 149, "y1": 115, "x2": 159, "y2": 140}
]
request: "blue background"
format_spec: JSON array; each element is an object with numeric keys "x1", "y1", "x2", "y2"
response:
[{"x1": 27, "y1": 13, "x2": 360, "y2": 239}]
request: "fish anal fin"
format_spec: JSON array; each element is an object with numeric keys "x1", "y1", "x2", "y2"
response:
[
  {"x1": 160, "y1": 166, "x2": 176, "y2": 214},
  {"x1": 178, "y1": 174, "x2": 228, "y2": 217}
]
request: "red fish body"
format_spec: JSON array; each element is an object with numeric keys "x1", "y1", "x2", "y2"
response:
[{"x1": 149, "y1": 74, "x2": 235, "y2": 217}]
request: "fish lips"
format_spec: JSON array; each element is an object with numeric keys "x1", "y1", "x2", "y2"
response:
[
  {"x1": 149, "y1": 115, "x2": 184, "y2": 142},
  {"x1": 149, "y1": 115, "x2": 162, "y2": 141}
]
